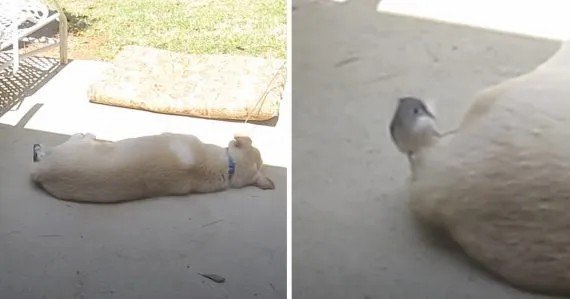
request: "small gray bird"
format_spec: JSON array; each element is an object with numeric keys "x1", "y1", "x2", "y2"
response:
[{"x1": 389, "y1": 97, "x2": 441, "y2": 164}]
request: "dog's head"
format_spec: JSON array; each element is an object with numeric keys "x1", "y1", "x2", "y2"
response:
[{"x1": 227, "y1": 135, "x2": 275, "y2": 190}]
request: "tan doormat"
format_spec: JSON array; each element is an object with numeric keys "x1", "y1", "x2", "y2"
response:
[{"x1": 88, "y1": 46, "x2": 285, "y2": 121}]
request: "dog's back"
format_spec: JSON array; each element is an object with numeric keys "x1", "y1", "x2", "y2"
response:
[{"x1": 32, "y1": 133, "x2": 206, "y2": 203}]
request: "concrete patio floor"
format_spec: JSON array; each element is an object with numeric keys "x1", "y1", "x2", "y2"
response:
[
  {"x1": 293, "y1": 0, "x2": 560, "y2": 298},
  {"x1": 0, "y1": 57, "x2": 288, "y2": 297}
]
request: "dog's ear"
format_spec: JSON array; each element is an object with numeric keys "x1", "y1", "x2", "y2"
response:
[
  {"x1": 254, "y1": 172, "x2": 275, "y2": 190},
  {"x1": 234, "y1": 135, "x2": 252, "y2": 148}
]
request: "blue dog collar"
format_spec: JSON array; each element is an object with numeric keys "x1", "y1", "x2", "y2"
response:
[{"x1": 227, "y1": 148, "x2": 236, "y2": 178}]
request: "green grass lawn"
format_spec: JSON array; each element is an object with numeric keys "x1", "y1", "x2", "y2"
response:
[{"x1": 57, "y1": 0, "x2": 286, "y2": 60}]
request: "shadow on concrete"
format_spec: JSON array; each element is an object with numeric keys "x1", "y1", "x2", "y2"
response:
[
  {"x1": 0, "y1": 55, "x2": 68, "y2": 117},
  {"x1": 218, "y1": 115, "x2": 280, "y2": 127},
  {"x1": 15, "y1": 103, "x2": 44, "y2": 128},
  {"x1": 0, "y1": 123, "x2": 286, "y2": 298},
  {"x1": 90, "y1": 101, "x2": 282, "y2": 128}
]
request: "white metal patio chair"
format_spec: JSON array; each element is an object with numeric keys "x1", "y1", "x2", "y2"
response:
[{"x1": 0, "y1": 0, "x2": 68, "y2": 75}]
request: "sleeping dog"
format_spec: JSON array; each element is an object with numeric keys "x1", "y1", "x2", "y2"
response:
[{"x1": 31, "y1": 133, "x2": 274, "y2": 203}]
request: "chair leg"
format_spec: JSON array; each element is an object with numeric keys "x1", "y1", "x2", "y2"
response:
[{"x1": 58, "y1": 11, "x2": 68, "y2": 64}]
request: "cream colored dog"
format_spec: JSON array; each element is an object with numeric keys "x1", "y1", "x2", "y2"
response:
[
  {"x1": 409, "y1": 41, "x2": 570, "y2": 294},
  {"x1": 31, "y1": 133, "x2": 274, "y2": 203}
]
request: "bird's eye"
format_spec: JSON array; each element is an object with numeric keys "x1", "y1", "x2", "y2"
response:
[{"x1": 413, "y1": 108, "x2": 419, "y2": 114}]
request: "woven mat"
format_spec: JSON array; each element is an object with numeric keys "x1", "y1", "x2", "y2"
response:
[{"x1": 88, "y1": 46, "x2": 285, "y2": 121}]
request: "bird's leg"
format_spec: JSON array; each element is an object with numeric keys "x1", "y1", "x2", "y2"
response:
[
  {"x1": 407, "y1": 151, "x2": 414, "y2": 166},
  {"x1": 407, "y1": 151, "x2": 420, "y2": 176}
]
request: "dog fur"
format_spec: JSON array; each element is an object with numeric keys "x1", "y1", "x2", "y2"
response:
[
  {"x1": 31, "y1": 133, "x2": 274, "y2": 203},
  {"x1": 409, "y1": 41, "x2": 570, "y2": 295}
]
